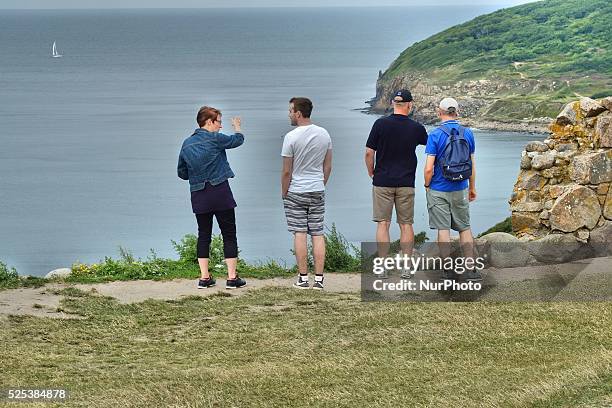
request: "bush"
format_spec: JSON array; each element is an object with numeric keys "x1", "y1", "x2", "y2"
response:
[
  {"x1": 172, "y1": 234, "x2": 198, "y2": 264},
  {"x1": 71, "y1": 247, "x2": 188, "y2": 281},
  {"x1": 171, "y1": 234, "x2": 290, "y2": 277},
  {"x1": 0, "y1": 260, "x2": 18, "y2": 282},
  {"x1": 290, "y1": 223, "x2": 362, "y2": 273},
  {"x1": 591, "y1": 91, "x2": 611, "y2": 99},
  {"x1": 323, "y1": 224, "x2": 361, "y2": 272},
  {"x1": 66, "y1": 225, "x2": 427, "y2": 283},
  {"x1": 478, "y1": 217, "x2": 513, "y2": 237},
  {"x1": 0, "y1": 261, "x2": 45, "y2": 290}
]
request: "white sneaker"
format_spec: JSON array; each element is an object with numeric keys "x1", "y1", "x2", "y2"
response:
[{"x1": 292, "y1": 275, "x2": 309, "y2": 289}]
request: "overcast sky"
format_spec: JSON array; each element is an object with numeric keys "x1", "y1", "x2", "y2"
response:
[{"x1": 0, "y1": 0, "x2": 536, "y2": 9}]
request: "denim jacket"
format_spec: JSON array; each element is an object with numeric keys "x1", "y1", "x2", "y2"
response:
[{"x1": 177, "y1": 128, "x2": 244, "y2": 192}]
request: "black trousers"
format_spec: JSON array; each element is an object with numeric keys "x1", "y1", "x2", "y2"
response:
[{"x1": 195, "y1": 208, "x2": 238, "y2": 259}]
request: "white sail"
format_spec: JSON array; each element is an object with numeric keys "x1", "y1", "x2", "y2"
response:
[{"x1": 52, "y1": 41, "x2": 62, "y2": 58}]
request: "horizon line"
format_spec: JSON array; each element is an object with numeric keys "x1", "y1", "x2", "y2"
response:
[{"x1": 0, "y1": 3, "x2": 522, "y2": 10}]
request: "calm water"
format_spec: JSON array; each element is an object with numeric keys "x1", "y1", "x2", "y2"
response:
[{"x1": 0, "y1": 7, "x2": 544, "y2": 276}]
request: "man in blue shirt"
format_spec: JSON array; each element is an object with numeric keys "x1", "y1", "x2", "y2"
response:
[{"x1": 424, "y1": 97, "x2": 481, "y2": 282}]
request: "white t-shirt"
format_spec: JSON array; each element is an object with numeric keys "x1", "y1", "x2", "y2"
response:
[{"x1": 281, "y1": 124, "x2": 332, "y2": 193}]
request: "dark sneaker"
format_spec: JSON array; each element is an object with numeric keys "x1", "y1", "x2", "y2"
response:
[
  {"x1": 312, "y1": 277, "x2": 324, "y2": 290},
  {"x1": 440, "y1": 269, "x2": 456, "y2": 281},
  {"x1": 293, "y1": 275, "x2": 309, "y2": 289},
  {"x1": 197, "y1": 277, "x2": 216, "y2": 289},
  {"x1": 226, "y1": 276, "x2": 247, "y2": 289},
  {"x1": 463, "y1": 269, "x2": 483, "y2": 282}
]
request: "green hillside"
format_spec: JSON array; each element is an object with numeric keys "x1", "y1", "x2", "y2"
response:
[{"x1": 383, "y1": 0, "x2": 611, "y2": 86}]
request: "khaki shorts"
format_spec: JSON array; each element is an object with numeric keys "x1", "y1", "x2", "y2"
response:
[
  {"x1": 426, "y1": 188, "x2": 471, "y2": 232},
  {"x1": 372, "y1": 186, "x2": 415, "y2": 224}
]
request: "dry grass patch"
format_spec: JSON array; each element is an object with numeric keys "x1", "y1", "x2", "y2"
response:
[{"x1": 0, "y1": 288, "x2": 610, "y2": 407}]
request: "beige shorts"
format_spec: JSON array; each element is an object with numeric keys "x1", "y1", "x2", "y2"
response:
[{"x1": 372, "y1": 186, "x2": 415, "y2": 224}]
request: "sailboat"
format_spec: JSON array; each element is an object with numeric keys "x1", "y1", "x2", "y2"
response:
[{"x1": 51, "y1": 41, "x2": 62, "y2": 58}]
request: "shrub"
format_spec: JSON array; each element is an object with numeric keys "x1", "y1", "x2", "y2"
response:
[
  {"x1": 0, "y1": 261, "x2": 45, "y2": 290},
  {"x1": 478, "y1": 217, "x2": 513, "y2": 237},
  {"x1": 591, "y1": 91, "x2": 612, "y2": 99},
  {"x1": 172, "y1": 234, "x2": 198, "y2": 264},
  {"x1": 66, "y1": 224, "x2": 415, "y2": 283},
  {"x1": 323, "y1": 224, "x2": 361, "y2": 272},
  {"x1": 0, "y1": 260, "x2": 18, "y2": 282},
  {"x1": 171, "y1": 233, "x2": 292, "y2": 278}
]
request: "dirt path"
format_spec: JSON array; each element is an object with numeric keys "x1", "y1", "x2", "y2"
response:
[
  {"x1": 1, "y1": 257, "x2": 609, "y2": 319},
  {"x1": 0, "y1": 274, "x2": 362, "y2": 318}
]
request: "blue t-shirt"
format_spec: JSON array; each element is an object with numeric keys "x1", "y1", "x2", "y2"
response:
[{"x1": 425, "y1": 120, "x2": 475, "y2": 192}]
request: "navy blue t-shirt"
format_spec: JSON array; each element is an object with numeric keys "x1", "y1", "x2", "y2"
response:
[{"x1": 366, "y1": 114, "x2": 428, "y2": 187}]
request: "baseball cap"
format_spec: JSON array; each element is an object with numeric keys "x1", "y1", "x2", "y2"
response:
[
  {"x1": 439, "y1": 97, "x2": 459, "y2": 113},
  {"x1": 392, "y1": 89, "x2": 413, "y2": 103}
]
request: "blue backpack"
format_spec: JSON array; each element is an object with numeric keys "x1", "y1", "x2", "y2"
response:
[{"x1": 438, "y1": 125, "x2": 472, "y2": 182}]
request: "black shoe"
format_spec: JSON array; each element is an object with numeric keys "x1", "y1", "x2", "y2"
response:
[
  {"x1": 440, "y1": 269, "x2": 456, "y2": 281},
  {"x1": 197, "y1": 277, "x2": 216, "y2": 289},
  {"x1": 293, "y1": 275, "x2": 309, "y2": 289},
  {"x1": 226, "y1": 276, "x2": 247, "y2": 289},
  {"x1": 463, "y1": 269, "x2": 483, "y2": 282},
  {"x1": 312, "y1": 276, "x2": 324, "y2": 290}
]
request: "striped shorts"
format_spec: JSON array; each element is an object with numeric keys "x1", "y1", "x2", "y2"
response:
[{"x1": 283, "y1": 191, "x2": 325, "y2": 236}]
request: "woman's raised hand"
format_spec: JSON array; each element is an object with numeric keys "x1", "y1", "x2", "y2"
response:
[{"x1": 231, "y1": 117, "x2": 242, "y2": 133}]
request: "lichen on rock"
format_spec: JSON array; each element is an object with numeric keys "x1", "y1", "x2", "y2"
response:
[{"x1": 508, "y1": 97, "x2": 612, "y2": 255}]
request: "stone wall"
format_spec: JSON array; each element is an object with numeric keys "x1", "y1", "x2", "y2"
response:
[{"x1": 509, "y1": 97, "x2": 612, "y2": 245}]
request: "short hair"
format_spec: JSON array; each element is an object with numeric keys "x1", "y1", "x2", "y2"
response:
[
  {"x1": 197, "y1": 106, "x2": 221, "y2": 127},
  {"x1": 289, "y1": 97, "x2": 313, "y2": 118},
  {"x1": 439, "y1": 106, "x2": 458, "y2": 117}
]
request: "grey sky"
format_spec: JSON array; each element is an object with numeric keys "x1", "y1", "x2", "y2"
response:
[{"x1": 1, "y1": 0, "x2": 536, "y2": 9}]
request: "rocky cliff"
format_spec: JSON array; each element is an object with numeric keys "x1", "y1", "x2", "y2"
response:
[
  {"x1": 367, "y1": 0, "x2": 611, "y2": 133},
  {"x1": 368, "y1": 72, "x2": 561, "y2": 133},
  {"x1": 509, "y1": 97, "x2": 612, "y2": 246}
]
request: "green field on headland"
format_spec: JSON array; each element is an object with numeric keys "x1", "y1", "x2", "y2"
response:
[
  {"x1": 383, "y1": 0, "x2": 610, "y2": 81},
  {"x1": 371, "y1": 0, "x2": 612, "y2": 128}
]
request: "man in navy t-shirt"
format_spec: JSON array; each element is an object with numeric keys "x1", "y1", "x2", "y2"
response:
[
  {"x1": 365, "y1": 89, "x2": 428, "y2": 276},
  {"x1": 424, "y1": 97, "x2": 481, "y2": 282}
]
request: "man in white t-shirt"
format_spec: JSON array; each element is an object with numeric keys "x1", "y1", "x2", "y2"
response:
[{"x1": 281, "y1": 97, "x2": 333, "y2": 290}]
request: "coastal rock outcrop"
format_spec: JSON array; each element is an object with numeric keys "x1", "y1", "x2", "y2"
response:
[
  {"x1": 45, "y1": 268, "x2": 72, "y2": 279},
  {"x1": 508, "y1": 98, "x2": 612, "y2": 255},
  {"x1": 368, "y1": 72, "x2": 556, "y2": 133}
]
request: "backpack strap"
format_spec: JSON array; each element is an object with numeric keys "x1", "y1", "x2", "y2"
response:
[
  {"x1": 458, "y1": 126, "x2": 465, "y2": 139},
  {"x1": 438, "y1": 125, "x2": 453, "y2": 137}
]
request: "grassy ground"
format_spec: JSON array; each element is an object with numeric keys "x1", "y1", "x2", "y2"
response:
[{"x1": 1, "y1": 287, "x2": 610, "y2": 407}]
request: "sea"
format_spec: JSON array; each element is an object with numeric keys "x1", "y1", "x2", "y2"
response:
[{"x1": 0, "y1": 7, "x2": 545, "y2": 276}]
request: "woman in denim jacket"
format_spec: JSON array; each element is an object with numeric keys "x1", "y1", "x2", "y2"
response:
[{"x1": 178, "y1": 106, "x2": 246, "y2": 289}]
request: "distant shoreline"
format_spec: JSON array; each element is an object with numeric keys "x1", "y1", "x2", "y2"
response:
[{"x1": 357, "y1": 107, "x2": 551, "y2": 135}]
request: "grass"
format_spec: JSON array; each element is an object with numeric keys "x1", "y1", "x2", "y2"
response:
[
  {"x1": 0, "y1": 226, "x2": 424, "y2": 289},
  {"x1": 376, "y1": 0, "x2": 612, "y2": 123},
  {"x1": 383, "y1": 0, "x2": 611, "y2": 79},
  {"x1": 64, "y1": 223, "x2": 361, "y2": 284},
  {"x1": 0, "y1": 260, "x2": 46, "y2": 291},
  {"x1": 0, "y1": 289, "x2": 610, "y2": 407},
  {"x1": 478, "y1": 216, "x2": 513, "y2": 237}
]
